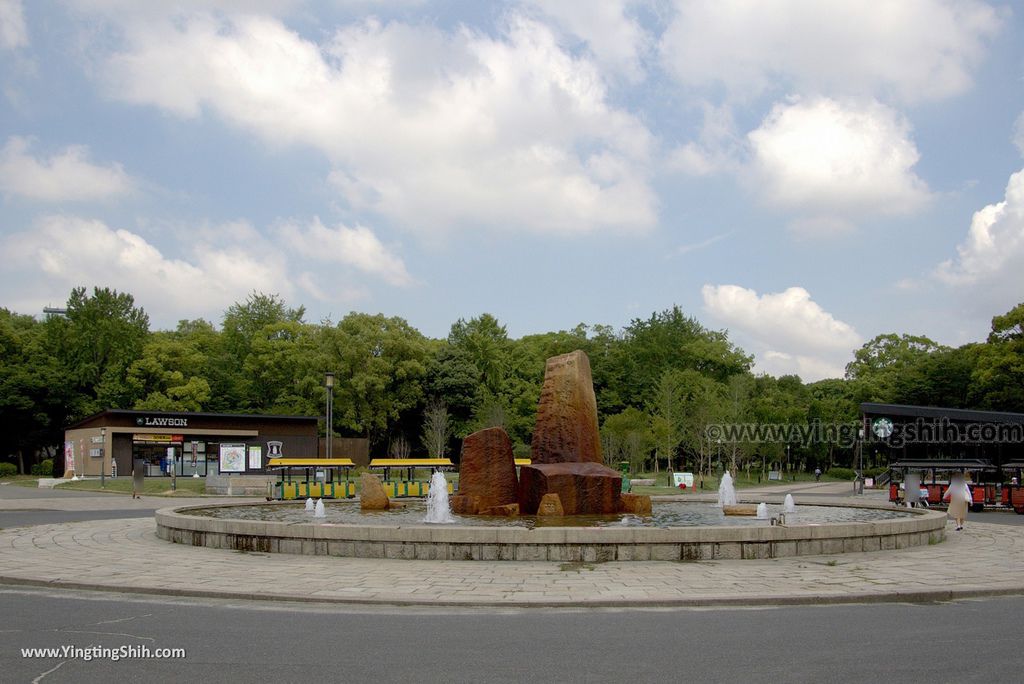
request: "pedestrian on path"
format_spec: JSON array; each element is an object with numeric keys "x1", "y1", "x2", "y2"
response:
[
  {"x1": 814, "y1": 467, "x2": 821, "y2": 482},
  {"x1": 943, "y1": 472, "x2": 971, "y2": 531}
]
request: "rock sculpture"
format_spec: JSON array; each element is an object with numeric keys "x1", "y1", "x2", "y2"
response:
[
  {"x1": 518, "y1": 461, "x2": 621, "y2": 515},
  {"x1": 619, "y1": 493, "x2": 653, "y2": 515},
  {"x1": 457, "y1": 427, "x2": 518, "y2": 510},
  {"x1": 360, "y1": 473, "x2": 390, "y2": 510},
  {"x1": 536, "y1": 493, "x2": 565, "y2": 516},
  {"x1": 530, "y1": 350, "x2": 602, "y2": 464}
]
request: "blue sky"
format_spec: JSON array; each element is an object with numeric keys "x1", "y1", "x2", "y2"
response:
[{"x1": 2, "y1": 0, "x2": 1023, "y2": 381}]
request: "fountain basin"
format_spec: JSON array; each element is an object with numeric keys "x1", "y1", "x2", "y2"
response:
[{"x1": 156, "y1": 501, "x2": 946, "y2": 562}]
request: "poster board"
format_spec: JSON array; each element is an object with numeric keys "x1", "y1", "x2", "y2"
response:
[
  {"x1": 248, "y1": 446, "x2": 262, "y2": 470},
  {"x1": 672, "y1": 472, "x2": 694, "y2": 488},
  {"x1": 219, "y1": 444, "x2": 246, "y2": 473},
  {"x1": 64, "y1": 441, "x2": 75, "y2": 475}
]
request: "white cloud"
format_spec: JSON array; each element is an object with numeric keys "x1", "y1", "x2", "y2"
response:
[
  {"x1": 746, "y1": 97, "x2": 931, "y2": 227},
  {"x1": 701, "y1": 284, "x2": 862, "y2": 381},
  {"x1": 935, "y1": 168, "x2": 1024, "y2": 310},
  {"x1": 278, "y1": 217, "x2": 412, "y2": 287},
  {"x1": 523, "y1": 0, "x2": 649, "y2": 82},
  {"x1": 0, "y1": 215, "x2": 393, "y2": 327},
  {"x1": 0, "y1": 136, "x2": 135, "y2": 201},
  {"x1": 0, "y1": 0, "x2": 27, "y2": 50},
  {"x1": 668, "y1": 103, "x2": 742, "y2": 177},
  {"x1": 1, "y1": 216, "x2": 281, "y2": 323},
  {"x1": 93, "y1": 11, "x2": 656, "y2": 235},
  {"x1": 760, "y1": 350, "x2": 847, "y2": 383},
  {"x1": 659, "y1": 0, "x2": 1004, "y2": 103}
]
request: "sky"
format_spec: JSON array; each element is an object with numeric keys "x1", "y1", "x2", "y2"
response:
[{"x1": 1, "y1": 0, "x2": 1023, "y2": 382}]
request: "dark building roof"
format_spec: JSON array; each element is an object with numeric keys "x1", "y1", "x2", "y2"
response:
[
  {"x1": 860, "y1": 403, "x2": 1024, "y2": 424},
  {"x1": 889, "y1": 459, "x2": 995, "y2": 471},
  {"x1": 67, "y1": 409, "x2": 317, "y2": 430}
]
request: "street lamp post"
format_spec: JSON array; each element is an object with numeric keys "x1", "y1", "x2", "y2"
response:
[
  {"x1": 856, "y1": 428, "x2": 865, "y2": 495},
  {"x1": 324, "y1": 372, "x2": 335, "y2": 460},
  {"x1": 100, "y1": 427, "x2": 106, "y2": 488}
]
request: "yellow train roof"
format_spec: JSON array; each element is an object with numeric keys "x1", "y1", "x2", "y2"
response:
[
  {"x1": 368, "y1": 458, "x2": 453, "y2": 468},
  {"x1": 267, "y1": 458, "x2": 355, "y2": 468},
  {"x1": 514, "y1": 458, "x2": 531, "y2": 466}
]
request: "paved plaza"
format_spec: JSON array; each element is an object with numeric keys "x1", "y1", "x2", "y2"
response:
[{"x1": 2, "y1": 481, "x2": 1023, "y2": 608}]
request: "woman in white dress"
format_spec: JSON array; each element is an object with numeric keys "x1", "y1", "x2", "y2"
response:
[{"x1": 943, "y1": 472, "x2": 971, "y2": 531}]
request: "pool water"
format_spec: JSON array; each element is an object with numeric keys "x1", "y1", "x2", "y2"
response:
[{"x1": 187, "y1": 500, "x2": 913, "y2": 528}]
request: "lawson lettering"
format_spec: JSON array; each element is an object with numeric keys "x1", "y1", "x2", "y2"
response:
[{"x1": 140, "y1": 417, "x2": 189, "y2": 427}]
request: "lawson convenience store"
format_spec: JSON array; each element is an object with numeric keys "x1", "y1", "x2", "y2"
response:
[{"x1": 62, "y1": 410, "x2": 318, "y2": 479}]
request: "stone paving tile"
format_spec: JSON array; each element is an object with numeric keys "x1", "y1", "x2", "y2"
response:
[{"x1": 2, "y1": 518, "x2": 1024, "y2": 606}]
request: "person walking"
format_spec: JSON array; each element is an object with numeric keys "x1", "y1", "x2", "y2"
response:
[{"x1": 943, "y1": 472, "x2": 971, "y2": 531}]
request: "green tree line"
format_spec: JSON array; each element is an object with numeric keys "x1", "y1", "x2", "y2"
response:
[{"x1": 2, "y1": 287, "x2": 1022, "y2": 477}]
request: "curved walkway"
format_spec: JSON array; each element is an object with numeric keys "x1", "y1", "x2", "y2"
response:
[{"x1": 1, "y1": 516, "x2": 1022, "y2": 607}]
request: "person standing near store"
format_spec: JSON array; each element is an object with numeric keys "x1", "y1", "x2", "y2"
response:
[{"x1": 943, "y1": 472, "x2": 971, "y2": 531}]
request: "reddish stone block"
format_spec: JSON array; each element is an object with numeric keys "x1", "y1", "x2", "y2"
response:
[
  {"x1": 619, "y1": 493, "x2": 652, "y2": 515},
  {"x1": 458, "y1": 427, "x2": 518, "y2": 510},
  {"x1": 537, "y1": 493, "x2": 564, "y2": 516},
  {"x1": 530, "y1": 351, "x2": 602, "y2": 464},
  {"x1": 518, "y1": 462, "x2": 622, "y2": 515},
  {"x1": 481, "y1": 503, "x2": 520, "y2": 517},
  {"x1": 450, "y1": 494, "x2": 480, "y2": 515}
]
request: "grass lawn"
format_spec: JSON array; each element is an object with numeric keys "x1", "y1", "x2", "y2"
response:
[
  {"x1": 54, "y1": 477, "x2": 207, "y2": 496},
  {"x1": 1, "y1": 475, "x2": 52, "y2": 488},
  {"x1": 627, "y1": 470, "x2": 849, "y2": 496}
]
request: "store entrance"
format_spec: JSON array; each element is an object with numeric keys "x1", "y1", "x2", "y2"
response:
[{"x1": 132, "y1": 443, "x2": 179, "y2": 477}]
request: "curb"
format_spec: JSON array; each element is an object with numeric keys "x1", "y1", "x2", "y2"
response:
[{"x1": 3, "y1": 574, "x2": 1022, "y2": 609}]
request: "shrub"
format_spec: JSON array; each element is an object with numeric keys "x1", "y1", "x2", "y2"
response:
[
  {"x1": 0, "y1": 463, "x2": 17, "y2": 478},
  {"x1": 828, "y1": 467, "x2": 856, "y2": 480},
  {"x1": 40, "y1": 459, "x2": 53, "y2": 476}
]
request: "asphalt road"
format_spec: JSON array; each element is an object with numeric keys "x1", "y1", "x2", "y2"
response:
[{"x1": 1, "y1": 587, "x2": 1020, "y2": 683}]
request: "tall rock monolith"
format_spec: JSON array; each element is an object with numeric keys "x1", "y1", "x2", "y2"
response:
[
  {"x1": 530, "y1": 350, "x2": 602, "y2": 464},
  {"x1": 457, "y1": 427, "x2": 518, "y2": 511},
  {"x1": 519, "y1": 350, "x2": 621, "y2": 514}
]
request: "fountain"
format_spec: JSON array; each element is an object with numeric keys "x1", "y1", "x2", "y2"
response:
[
  {"x1": 157, "y1": 350, "x2": 947, "y2": 561},
  {"x1": 756, "y1": 502, "x2": 768, "y2": 519},
  {"x1": 784, "y1": 494, "x2": 796, "y2": 513},
  {"x1": 717, "y1": 472, "x2": 737, "y2": 507},
  {"x1": 422, "y1": 471, "x2": 455, "y2": 524},
  {"x1": 304, "y1": 497, "x2": 315, "y2": 513}
]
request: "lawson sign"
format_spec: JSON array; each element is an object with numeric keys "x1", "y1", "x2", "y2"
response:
[{"x1": 135, "y1": 416, "x2": 189, "y2": 428}]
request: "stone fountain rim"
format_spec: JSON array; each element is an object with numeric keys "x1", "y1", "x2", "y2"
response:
[{"x1": 156, "y1": 499, "x2": 945, "y2": 550}]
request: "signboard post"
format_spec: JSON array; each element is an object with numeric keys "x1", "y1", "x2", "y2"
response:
[{"x1": 168, "y1": 446, "x2": 176, "y2": 492}]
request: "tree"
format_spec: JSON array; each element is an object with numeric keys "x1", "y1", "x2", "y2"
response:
[
  {"x1": 127, "y1": 332, "x2": 212, "y2": 412},
  {"x1": 241, "y1": 321, "x2": 322, "y2": 415},
  {"x1": 323, "y1": 312, "x2": 429, "y2": 451},
  {"x1": 648, "y1": 369, "x2": 688, "y2": 482},
  {"x1": 55, "y1": 286, "x2": 150, "y2": 416},
  {"x1": 421, "y1": 398, "x2": 453, "y2": 458},
  {"x1": 0, "y1": 310, "x2": 65, "y2": 472},
  {"x1": 448, "y1": 314, "x2": 510, "y2": 395},
  {"x1": 601, "y1": 408, "x2": 653, "y2": 473},
  {"x1": 610, "y1": 306, "x2": 751, "y2": 409},
  {"x1": 423, "y1": 345, "x2": 481, "y2": 437},
  {"x1": 221, "y1": 292, "x2": 305, "y2": 360},
  {"x1": 971, "y1": 303, "x2": 1024, "y2": 411},
  {"x1": 845, "y1": 333, "x2": 946, "y2": 403}
]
